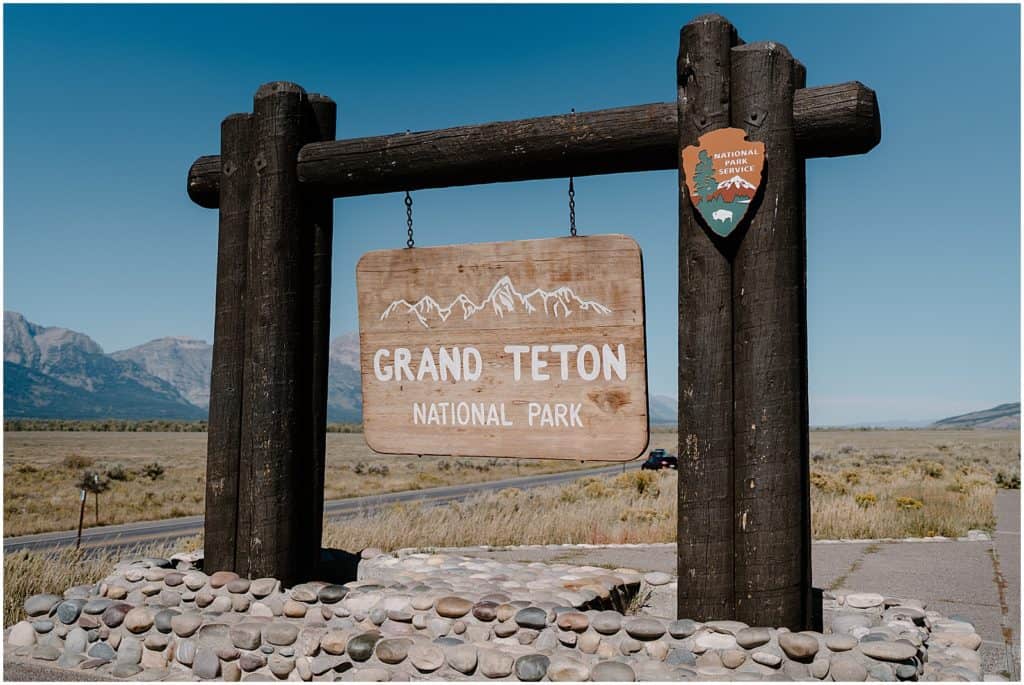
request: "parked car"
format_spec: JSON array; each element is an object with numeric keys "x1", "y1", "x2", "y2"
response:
[{"x1": 641, "y1": 449, "x2": 677, "y2": 470}]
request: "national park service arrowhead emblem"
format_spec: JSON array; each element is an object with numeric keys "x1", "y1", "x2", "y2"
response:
[{"x1": 682, "y1": 128, "x2": 765, "y2": 237}]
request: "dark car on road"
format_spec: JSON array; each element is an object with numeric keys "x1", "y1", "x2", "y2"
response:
[{"x1": 641, "y1": 448, "x2": 677, "y2": 470}]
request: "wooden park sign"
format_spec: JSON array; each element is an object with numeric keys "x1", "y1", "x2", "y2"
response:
[
  {"x1": 187, "y1": 13, "x2": 880, "y2": 627},
  {"x1": 356, "y1": 235, "x2": 648, "y2": 461}
]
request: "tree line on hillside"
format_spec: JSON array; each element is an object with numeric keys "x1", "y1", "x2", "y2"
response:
[{"x1": 4, "y1": 419, "x2": 363, "y2": 433}]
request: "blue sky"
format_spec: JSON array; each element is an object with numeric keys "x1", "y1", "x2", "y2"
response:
[{"x1": 4, "y1": 4, "x2": 1020, "y2": 425}]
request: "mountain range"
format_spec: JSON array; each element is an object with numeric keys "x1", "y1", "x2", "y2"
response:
[
  {"x1": 381, "y1": 275, "x2": 612, "y2": 328},
  {"x1": 710, "y1": 175, "x2": 757, "y2": 203},
  {"x1": 931, "y1": 403, "x2": 1020, "y2": 429},
  {"x1": 4, "y1": 312, "x2": 676, "y2": 424}
]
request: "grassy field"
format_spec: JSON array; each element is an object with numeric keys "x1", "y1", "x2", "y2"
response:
[
  {"x1": 4, "y1": 428, "x2": 1019, "y2": 625},
  {"x1": 2, "y1": 431, "x2": 680, "y2": 537}
]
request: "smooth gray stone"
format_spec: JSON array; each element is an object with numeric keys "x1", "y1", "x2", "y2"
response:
[
  {"x1": 446, "y1": 644, "x2": 478, "y2": 675},
  {"x1": 668, "y1": 619, "x2": 699, "y2": 638},
  {"x1": 346, "y1": 632, "x2": 381, "y2": 661},
  {"x1": 515, "y1": 607, "x2": 548, "y2": 630},
  {"x1": 33, "y1": 644, "x2": 61, "y2": 661},
  {"x1": 262, "y1": 621, "x2": 299, "y2": 646},
  {"x1": 736, "y1": 627, "x2": 771, "y2": 649},
  {"x1": 860, "y1": 640, "x2": 918, "y2": 662},
  {"x1": 515, "y1": 654, "x2": 550, "y2": 682},
  {"x1": 592, "y1": 660, "x2": 636, "y2": 682},
  {"x1": 194, "y1": 647, "x2": 221, "y2": 679},
  {"x1": 83, "y1": 598, "x2": 113, "y2": 615},
  {"x1": 56, "y1": 599, "x2": 87, "y2": 624},
  {"x1": 376, "y1": 638, "x2": 411, "y2": 664},
  {"x1": 240, "y1": 652, "x2": 267, "y2": 672},
  {"x1": 65, "y1": 627, "x2": 89, "y2": 653},
  {"x1": 88, "y1": 641, "x2": 116, "y2": 660},
  {"x1": 117, "y1": 636, "x2": 143, "y2": 665},
  {"x1": 176, "y1": 639, "x2": 196, "y2": 666},
  {"x1": 667, "y1": 648, "x2": 697, "y2": 666},
  {"x1": 779, "y1": 632, "x2": 820, "y2": 660},
  {"x1": 32, "y1": 619, "x2": 54, "y2": 634},
  {"x1": 592, "y1": 611, "x2": 623, "y2": 635},
  {"x1": 231, "y1": 623, "x2": 264, "y2": 650},
  {"x1": 112, "y1": 663, "x2": 141, "y2": 678},
  {"x1": 154, "y1": 609, "x2": 180, "y2": 633},
  {"x1": 24, "y1": 594, "x2": 62, "y2": 617},
  {"x1": 318, "y1": 585, "x2": 348, "y2": 604},
  {"x1": 624, "y1": 617, "x2": 665, "y2": 640},
  {"x1": 433, "y1": 636, "x2": 464, "y2": 646}
]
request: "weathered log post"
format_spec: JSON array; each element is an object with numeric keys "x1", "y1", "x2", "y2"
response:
[
  {"x1": 236, "y1": 82, "x2": 318, "y2": 584},
  {"x1": 305, "y1": 94, "x2": 337, "y2": 567},
  {"x1": 677, "y1": 17, "x2": 822, "y2": 629},
  {"x1": 676, "y1": 14, "x2": 739, "y2": 622},
  {"x1": 204, "y1": 113, "x2": 253, "y2": 572}
]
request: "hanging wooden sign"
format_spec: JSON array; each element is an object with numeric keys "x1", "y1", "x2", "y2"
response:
[
  {"x1": 681, "y1": 127, "x2": 765, "y2": 237},
  {"x1": 356, "y1": 234, "x2": 649, "y2": 461}
]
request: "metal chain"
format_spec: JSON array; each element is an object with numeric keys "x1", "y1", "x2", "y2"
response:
[
  {"x1": 568, "y1": 108, "x2": 577, "y2": 237},
  {"x1": 568, "y1": 176, "x2": 576, "y2": 237},
  {"x1": 404, "y1": 191, "x2": 414, "y2": 248}
]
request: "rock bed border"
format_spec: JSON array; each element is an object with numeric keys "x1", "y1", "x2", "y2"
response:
[{"x1": 4, "y1": 548, "x2": 1001, "y2": 682}]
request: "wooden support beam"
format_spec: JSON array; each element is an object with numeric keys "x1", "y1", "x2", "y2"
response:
[
  {"x1": 186, "y1": 82, "x2": 880, "y2": 208},
  {"x1": 304, "y1": 93, "x2": 336, "y2": 571},
  {"x1": 676, "y1": 14, "x2": 738, "y2": 623},
  {"x1": 236, "y1": 82, "x2": 318, "y2": 585},
  {"x1": 730, "y1": 41, "x2": 810, "y2": 629},
  {"x1": 203, "y1": 113, "x2": 253, "y2": 574}
]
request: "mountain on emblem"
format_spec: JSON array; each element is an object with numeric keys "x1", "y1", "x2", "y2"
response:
[{"x1": 681, "y1": 128, "x2": 765, "y2": 237}]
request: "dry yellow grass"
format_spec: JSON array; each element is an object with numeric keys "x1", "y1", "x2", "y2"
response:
[
  {"x1": 808, "y1": 429, "x2": 1016, "y2": 539},
  {"x1": 3, "y1": 536, "x2": 201, "y2": 626},
  {"x1": 2, "y1": 431, "x2": 679, "y2": 537},
  {"x1": 5, "y1": 429, "x2": 1018, "y2": 627}
]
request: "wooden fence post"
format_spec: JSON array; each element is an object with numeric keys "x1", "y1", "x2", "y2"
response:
[
  {"x1": 204, "y1": 113, "x2": 253, "y2": 573},
  {"x1": 676, "y1": 14, "x2": 740, "y2": 622},
  {"x1": 237, "y1": 82, "x2": 317, "y2": 584},
  {"x1": 305, "y1": 94, "x2": 337, "y2": 568},
  {"x1": 730, "y1": 42, "x2": 810, "y2": 629}
]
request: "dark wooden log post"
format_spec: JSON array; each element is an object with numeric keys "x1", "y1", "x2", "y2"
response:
[
  {"x1": 237, "y1": 82, "x2": 317, "y2": 584},
  {"x1": 676, "y1": 14, "x2": 739, "y2": 622},
  {"x1": 305, "y1": 94, "x2": 337, "y2": 566},
  {"x1": 204, "y1": 113, "x2": 253, "y2": 573},
  {"x1": 730, "y1": 42, "x2": 810, "y2": 629}
]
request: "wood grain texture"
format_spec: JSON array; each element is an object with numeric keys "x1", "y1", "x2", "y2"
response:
[
  {"x1": 730, "y1": 42, "x2": 809, "y2": 630},
  {"x1": 186, "y1": 83, "x2": 880, "y2": 207},
  {"x1": 304, "y1": 93, "x2": 337, "y2": 572},
  {"x1": 676, "y1": 14, "x2": 739, "y2": 622},
  {"x1": 237, "y1": 82, "x2": 317, "y2": 584},
  {"x1": 203, "y1": 113, "x2": 252, "y2": 574},
  {"x1": 357, "y1": 235, "x2": 648, "y2": 461}
]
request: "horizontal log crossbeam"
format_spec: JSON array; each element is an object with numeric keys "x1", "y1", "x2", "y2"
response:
[{"x1": 187, "y1": 81, "x2": 879, "y2": 208}]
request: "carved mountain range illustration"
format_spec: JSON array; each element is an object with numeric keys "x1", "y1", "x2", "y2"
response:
[{"x1": 380, "y1": 275, "x2": 612, "y2": 328}]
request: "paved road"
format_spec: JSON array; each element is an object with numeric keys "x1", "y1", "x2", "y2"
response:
[{"x1": 3, "y1": 462, "x2": 639, "y2": 555}]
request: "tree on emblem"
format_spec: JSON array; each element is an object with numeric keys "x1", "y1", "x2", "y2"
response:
[{"x1": 693, "y1": 149, "x2": 717, "y2": 201}]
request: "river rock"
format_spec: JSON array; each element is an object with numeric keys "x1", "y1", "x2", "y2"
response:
[
  {"x1": 625, "y1": 617, "x2": 665, "y2": 640},
  {"x1": 515, "y1": 607, "x2": 547, "y2": 630},
  {"x1": 194, "y1": 647, "x2": 220, "y2": 679},
  {"x1": 347, "y1": 632, "x2": 380, "y2": 661},
  {"x1": 752, "y1": 651, "x2": 782, "y2": 668},
  {"x1": 548, "y1": 657, "x2": 589, "y2": 681},
  {"x1": 239, "y1": 652, "x2": 266, "y2": 672},
  {"x1": 169, "y1": 612, "x2": 202, "y2": 638},
  {"x1": 88, "y1": 641, "x2": 116, "y2": 660},
  {"x1": 410, "y1": 644, "x2": 445, "y2": 672},
  {"x1": 830, "y1": 654, "x2": 868, "y2": 681},
  {"x1": 176, "y1": 639, "x2": 196, "y2": 666},
  {"x1": 32, "y1": 619, "x2": 54, "y2": 634},
  {"x1": 117, "y1": 636, "x2": 143, "y2": 665},
  {"x1": 268, "y1": 654, "x2": 295, "y2": 678},
  {"x1": 668, "y1": 619, "x2": 699, "y2": 638},
  {"x1": 376, "y1": 638, "x2": 411, "y2": 664},
  {"x1": 515, "y1": 654, "x2": 550, "y2": 681},
  {"x1": 826, "y1": 633, "x2": 858, "y2": 651},
  {"x1": 860, "y1": 640, "x2": 917, "y2": 662},
  {"x1": 695, "y1": 630, "x2": 737, "y2": 651},
  {"x1": 83, "y1": 598, "x2": 112, "y2": 615},
  {"x1": 592, "y1": 611, "x2": 622, "y2": 635},
  {"x1": 780, "y1": 632, "x2": 819, "y2": 660},
  {"x1": 479, "y1": 648, "x2": 514, "y2": 678},
  {"x1": 592, "y1": 660, "x2": 636, "y2": 682},
  {"x1": 9, "y1": 621, "x2": 36, "y2": 647},
  {"x1": 56, "y1": 599, "x2": 86, "y2": 624},
  {"x1": 124, "y1": 607, "x2": 153, "y2": 633},
  {"x1": 721, "y1": 649, "x2": 747, "y2": 669},
  {"x1": 321, "y1": 630, "x2": 349, "y2": 654},
  {"x1": 263, "y1": 621, "x2": 299, "y2": 646},
  {"x1": 316, "y1": 584, "x2": 346, "y2": 604},
  {"x1": 226, "y1": 578, "x2": 251, "y2": 594},
  {"x1": 447, "y1": 644, "x2": 478, "y2": 674},
  {"x1": 209, "y1": 571, "x2": 239, "y2": 589},
  {"x1": 435, "y1": 596, "x2": 472, "y2": 618},
  {"x1": 229, "y1": 623, "x2": 262, "y2": 650},
  {"x1": 24, "y1": 594, "x2": 61, "y2": 617}
]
